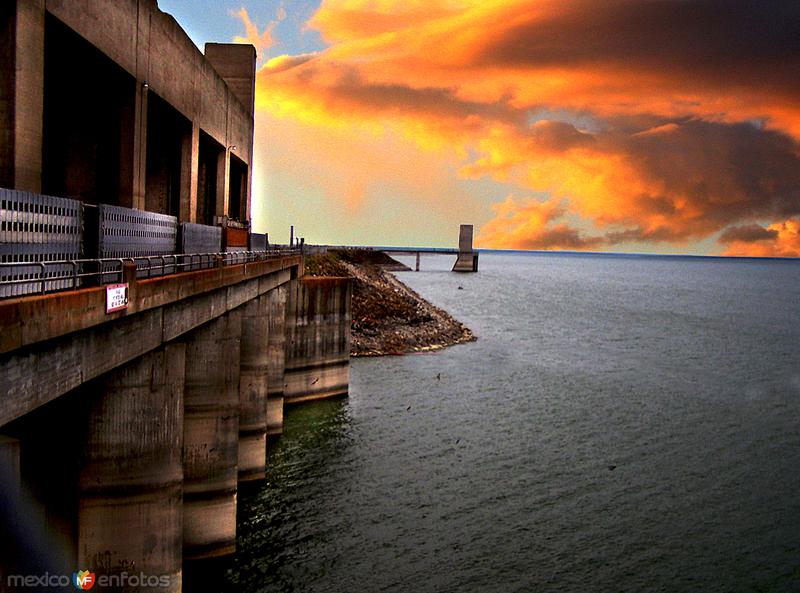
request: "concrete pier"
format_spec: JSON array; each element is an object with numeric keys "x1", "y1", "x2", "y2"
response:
[
  {"x1": 266, "y1": 285, "x2": 287, "y2": 438},
  {"x1": 238, "y1": 295, "x2": 269, "y2": 481},
  {"x1": 284, "y1": 278, "x2": 352, "y2": 404},
  {"x1": 0, "y1": 434, "x2": 20, "y2": 498},
  {"x1": 452, "y1": 224, "x2": 479, "y2": 272},
  {"x1": 0, "y1": 435, "x2": 21, "y2": 572},
  {"x1": 182, "y1": 313, "x2": 242, "y2": 560},
  {"x1": 78, "y1": 345, "x2": 185, "y2": 593}
]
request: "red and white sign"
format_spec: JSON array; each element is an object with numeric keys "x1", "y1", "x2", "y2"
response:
[{"x1": 105, "y1": 283, "x2": 129, "y2": 313}]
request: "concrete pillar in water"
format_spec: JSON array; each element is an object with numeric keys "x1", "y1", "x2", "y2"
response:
[
  {"x1": 415, "y1": 252, "x2": 420, "y2": 272},
  {"x1": 452, "y1": 224, "x2": 479, "y2": 272},
  {"x1": 77, "y1": 345, "x2": 185, "y2": 593},
  {"x1": 182, "y1": 312, "x2": 242, "y2": 560},
  {"x1": 284, "y1": 278, "x2": 352, "y2": 404},
  {"x1": 238, "y1": 295, "x2": 269, "y2": 481},
  {"x1": 0, "y1": 435, "x2": 21, "y2": 576},
  {"x1": 266, "y1": 285, "x2": 287, "y2": 438},
  {"x1": 0, "y1": 434, "x2": 20, "y2": 498}
]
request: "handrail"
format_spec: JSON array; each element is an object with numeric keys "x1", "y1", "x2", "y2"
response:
[{"x1": 0, "y1": 248, "x2": 302, "y2": 298}]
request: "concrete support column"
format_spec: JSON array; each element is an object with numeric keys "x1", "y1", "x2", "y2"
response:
[
  {"x1": 284, "y1": 278, "x2": 351, "y2": 404},
  {"x1": 180, "y1": 123, "x2": 199, "y2": 223},
  {"x1": 12, "y1": 0, "x2": 44, "y2": 192},
  {"x1": 0, "y1": 435, "x2": 21, "y2": 581},
  {"x1": 78, "y1": 345, "x2": 185, "y2": 593},
  {"x1": 0, "y1": 434, "x2": 20, "y2": 498},
  {"x1": 118, "y1": 3, "x2": 149, "y2": 210},
  {"x1": 238, "y1": 295, "x2": 269, "y2": 481},
  {"x1": 215, "y1": 146, "x2": 229, "y2": 221},
  {"x1": 0, "y1": 4, "x2": 15, "y2": 188},
  {"x1": 127, "y1": 83, "x2": 148, "y2": 210},
  {"x1": 266, "y1": 285, "x2": 287, "y2": 438},
  {"x1": 182, "y1": 311, "x2": 242, "y2": 560}
]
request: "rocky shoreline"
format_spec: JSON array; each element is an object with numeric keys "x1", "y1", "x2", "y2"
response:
[{"x1": 304, "y1": 249, "x2": 475, "y2": 357}]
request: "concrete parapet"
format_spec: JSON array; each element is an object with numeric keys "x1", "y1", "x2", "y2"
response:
[
  {"x1": 284, "y1": 277, "x2": 351, "y2": 404},
  {"x1": 182, "y1": 312, "x2": 241, "y2": 560},
  {"x1": 266, "y1": 285, "x2": 287, "y2": 437},
  {"x1": 238, "y1": 295, "x2": 269, "y2": 481},
  {"x1": 0, "y1": 256, "x2": 300, "y2": 428},
  {"x1": 78, "y1": 344, "x2": 185, "y2": 593}
]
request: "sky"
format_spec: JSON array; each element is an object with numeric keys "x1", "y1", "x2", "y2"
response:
[{"x1": 158, "y1": 0, "x2": 800, "y2": 256}]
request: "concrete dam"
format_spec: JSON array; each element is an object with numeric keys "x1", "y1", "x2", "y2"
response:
[
  {"x1": 0, "y1": 250, "x2": 352, "y2": 590},
  {"x1": 0, "y1": 3, "x2": 354, "y2": 585},
  {"x1": 0, "y1": 2, "x2": 466, "y2": 590}
]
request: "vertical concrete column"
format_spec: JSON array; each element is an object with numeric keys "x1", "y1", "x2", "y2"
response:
[
  {"x1": 78, "y1": 345, "x2": 185, "y2": 593},
  {"x1": 266, "y1": 285, "x2": 287, "y2": 438},
  {"x1": 13, "y1": 0, "x2": 44, "y2": 192},
  {"x1": 0, "y1": 435, "x2": 20, "y2": 497},
  {"x1": 180, "y1": 124, "x2": 199, "y2": 223},
  {"x1": 215, "y1": 144, "x2": 230, "y2": 221},
  {"x1": 119, "y1": 3, "x2": 150, "y2": 210},
  {"x1": 0, "y1": 435, "x2": 21, "y2": 581},
  {"x1": 238, "y1": 295, "x2": 269, "y2": 481},
  {"x1": 128, "y1": 83, "x2": 148, "y2": 210},
  {"x1": 183, "y1": 311, "x2": 242, "y2": 560},
  {"x1": 0, "y1": 4, "x2": 15, "y2": 188},
  {"x1": 119, "y1": 83, "x2": 148, "y2": 210}
]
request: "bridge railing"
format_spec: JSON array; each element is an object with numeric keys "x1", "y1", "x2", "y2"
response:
[{"x1": 0, "y1": 248, "x2": 301, "y2": 299}]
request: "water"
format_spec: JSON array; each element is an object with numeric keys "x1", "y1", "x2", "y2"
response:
[{"x1": 218, "y1": 253, "x2": 800, "y2": 593}]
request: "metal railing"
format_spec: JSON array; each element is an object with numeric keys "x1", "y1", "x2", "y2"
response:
[{"x1": 0, "y1": 248, "x2": 302, "y2": 299}]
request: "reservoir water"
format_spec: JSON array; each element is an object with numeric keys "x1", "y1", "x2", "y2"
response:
[{"x1": 218, "y1": 252, "x2": 800, "y2": 592}]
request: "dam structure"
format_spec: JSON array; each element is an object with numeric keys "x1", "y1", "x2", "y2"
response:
[{"x1": 0, "y1": 2, "x2": 351, "y2": 591}]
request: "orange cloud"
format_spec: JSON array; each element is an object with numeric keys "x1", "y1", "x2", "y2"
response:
[
  {"x1": 477, "y1": 196, "x2": 603, "y2": 250},
  {"x1": 232, "y1": 7, "x2": 278, "y2": 59},
  {"x1": 253, "y1": 0, "x2": 800, "y2": 255},
  {"x1": 721, "y1": 219, "x2": 800, "y2": 258}
]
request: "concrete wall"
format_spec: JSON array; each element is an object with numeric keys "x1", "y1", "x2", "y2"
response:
[
  {"x1": 0, "y1": 3, "x2": 15, "y2": 188},
  {"x1": 284, "y1": 277, "x2": 352, "y2": 404}
]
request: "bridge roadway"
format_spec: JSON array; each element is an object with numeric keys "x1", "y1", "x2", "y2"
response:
[{"x1": 0, "y1": 251, "x2": 352, "y2": 591}]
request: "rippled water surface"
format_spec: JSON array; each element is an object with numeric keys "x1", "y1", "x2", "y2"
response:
[{"x1": 218, "y1": 253, "x2": 800, "y2": 593}]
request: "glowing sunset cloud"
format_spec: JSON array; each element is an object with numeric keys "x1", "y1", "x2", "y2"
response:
[{"x1": 236, "y1": 0, "x2": 800, "y2": 255}]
